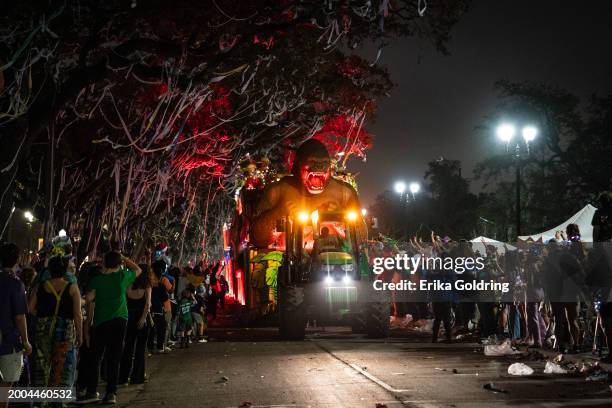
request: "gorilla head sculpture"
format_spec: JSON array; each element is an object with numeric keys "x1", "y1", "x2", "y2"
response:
[{"x1": 292, "y1": 139, "x2": 331, "y2": 195}]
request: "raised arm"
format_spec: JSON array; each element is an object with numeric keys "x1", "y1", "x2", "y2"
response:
[{"x1": 122, "y1": 255, "x2": 142, "y2": 277}]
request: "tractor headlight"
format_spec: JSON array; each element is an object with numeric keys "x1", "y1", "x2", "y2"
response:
[
  {"x1": 297, "y1": 211, "x2": 309, "y2": 223},
  {"x1": 324, "y1": 275, "x2": 334, "y2": 285},
  {"x1": 342, "y1": 275, "x2": 352, "y2": 284}
]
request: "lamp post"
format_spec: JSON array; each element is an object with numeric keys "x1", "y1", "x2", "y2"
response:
[
  {"x1": 496, "y1": 123, "x2": 538, "y2": 238},
  {"x1": 394, "y1": 180, "x2": 420, "y2": 239}
]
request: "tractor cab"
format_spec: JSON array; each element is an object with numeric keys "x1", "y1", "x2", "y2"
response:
[
  {"x1": 279, "y1": 209, "x2": 364, "y2": 325},
  {"x1": 283, "y1": 209, "x2": 361, "y2": 283}
]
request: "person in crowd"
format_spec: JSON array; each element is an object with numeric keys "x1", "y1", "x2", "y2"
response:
[
  {"x1": 80, "y1": 252, "x2": 141, "y2": 405},
  {"x1": 218, "y1": 273, "x2": 229, "y2": 310},
  {"x1": 524, "y1": 245, "x2": 546, "y2": 348},
  {"x1": 28, "y1": 255, "x2": 82, "y2": 391},
  {"x1": 118, "y1": 264, "x2": 151, "y2": 386},
  {"x1": 0, "y1": 243, "x2": 32, "y2": 408},
  {"x1": 478, "y1": 245, "x2": 502, "y2": 340},
  {"x1": 177, "y1": 290, "x2": 196, "y2": 348},
  {"x1": 453, "y1": 240, "x2": 477, "y2": 331},
  {"x1": 149, "y1": 259, "x2": 172, "y2": 353},
  {"x1": 19, "y1": 267, "x2": 37, "y2": 295},
  {"x1": 191, "y1": 283, "x2": 208, "y2": 343},
  {"x1": 163, "y1": 266, "x2": 178, "y2": 347},
  {"x1": 75, "y1": 263, "x2": 102, "y2": 401},
  {"x1": 176, "y1": 266, "x2": 191, "y2": 298},
  {"x1": 430, "y1": 246, "x2": 455, "y2": 343},
  {"x1": 203, "y1": 276, "x2": 218, "y2": 321},
  {"x1": 543, "y1": 239, "x2": 575, "y2": 352},
  {"x1": 590, "y1": 191, "x2": 612, "y2": 361},
  {"x1": 559, "y1": 224, "x2": 586, "y2": 352},
  {"x1": 503, "y1": 250, "x2": 523, "y2": 341}
]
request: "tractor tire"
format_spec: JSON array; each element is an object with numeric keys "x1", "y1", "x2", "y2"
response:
[
  {"x1": 350, "y1": 312, "x2": 367, "y2": 334},
  {"x1": 365, "y1": 301, "x2": 390, "y2": 338},
  {"x1": 279, "y1": 284, "x2": 306, "y2": 340}
]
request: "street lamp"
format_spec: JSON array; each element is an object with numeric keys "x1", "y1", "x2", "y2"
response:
[
  {"x1": 24, "y1": 211, "x2": 34, "y2": 223},
  {"x1": 409, "y1": 182, "x2": 421, "y2": 200},
  {"x1": 522, "y1": 126, "x2": 538, "y2": 143},
  {"x1": 495, "y1": 122, "x2": 538, "y2": 238},
  {"x1": 394, "y1": 181, "x2": 406, "y2": 195},
  {"x1": 496, "y1": 124, "x2": 516, "y2": 143}
]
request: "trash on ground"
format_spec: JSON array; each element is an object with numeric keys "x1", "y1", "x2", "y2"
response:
[
  {"x1": 435, "y1": 367, "x2": 447, "y2": 371},
  {"x1": 411, "y1": 319, "x2": 434, "y2": 332},
  {"x1": 375, "y1": 403, "x2": 388, "y2": 408},
  {"x1": 544, "y1": 361, "x2": 569, "y2": 374},
  {"x1": 239, "y1": 401, "x2": 252, "y2": 407},
  {"x1": 484, "y1": 340, "x2": 522, "y2": 356},
  {"x1": 579, "y1": 362, "x2": 600, "y2": 375},
  {"x1": 483, "y1": 382, "x2": 508, "y2": 393},
  {"x1": 222, "y1": 376, "x2": 229, "y2": 382},
  {"x1": 508, "y1": 362, "x2": 534, "y2": 376},
  {"x1": 586, "y1": 370, "x2": 610, "y2": 382},
  {"x1": 452, "y1": 369, "x2": 458, "y2": 374}
]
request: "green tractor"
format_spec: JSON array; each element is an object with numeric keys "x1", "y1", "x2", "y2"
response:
[{"x1": 277, "y1": 209, "x2": 390, "y2": 340}]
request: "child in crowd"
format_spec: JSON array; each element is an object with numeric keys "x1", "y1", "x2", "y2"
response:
[{"x1": 177, "y1": 290, "x2": 195, "y2": 348}]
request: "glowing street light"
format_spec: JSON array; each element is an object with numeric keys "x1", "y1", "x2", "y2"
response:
[
  {"x1": 409, "y1": 182, "x2": 420, "y2": 194},
  {"x1": 361, "y1": 208, "x2": 367, "y2": 217},
  {"x1": 496, "y1": 123, "x2": 516, "y2": 143},
  {"x1": 522, "y1": 125, "x2": 538, "y2": 142},
  {"x1": 24, "y1": 211, "x2": 34, "y2": 223},
  {"x1": 394, "y1": 181, "x2": 406, "y2": 194}
]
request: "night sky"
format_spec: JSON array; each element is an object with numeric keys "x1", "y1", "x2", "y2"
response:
[{"x1": 353, "y1": 0, "x2": 612, "y2": 206}]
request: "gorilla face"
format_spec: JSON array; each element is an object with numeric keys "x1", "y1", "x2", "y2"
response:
[
  {"x1": 293, "y1": 139, "x2": 332, "y2": 195},
  {"x1": 299, "y1": 156, "x2": 331, "y2": 195}
]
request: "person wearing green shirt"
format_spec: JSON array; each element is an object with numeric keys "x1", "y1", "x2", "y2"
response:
[
  {"x1": 176, "y1": 289, "x2": 195, "y2": 348},
  {"x1": 80, "y1": 251, "x2": 141, "y2": 405}
]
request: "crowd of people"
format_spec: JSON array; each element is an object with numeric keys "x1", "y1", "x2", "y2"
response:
[
  {"x1": 374, "y1": 192, "x2": 612, "y2": 358},
  {"x1": 0, "y1": 240, "x2": 228, "y2": 406},
  {"x1": 2, "y1": 191, "x2": 611, "y2": 406}
]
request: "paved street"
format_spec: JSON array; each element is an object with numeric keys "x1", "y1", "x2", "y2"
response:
[{"x1": 114, "y1": 327, "x2": 612, "y2": 408}]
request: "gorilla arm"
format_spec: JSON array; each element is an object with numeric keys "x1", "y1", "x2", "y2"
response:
[{"x1": 250, "y1": 182, "x2": 285, "y2": 248}]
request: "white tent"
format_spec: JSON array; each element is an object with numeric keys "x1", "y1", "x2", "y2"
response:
[
  {"x1": 470, "y1": 236, "x2": 516, "y2": 255},
  {"x1": 518, "y1": 204, "x2": 597, "y2": 242}
]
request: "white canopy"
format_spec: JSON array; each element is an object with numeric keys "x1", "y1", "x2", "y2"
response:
[
  {"x1": 518, "y1": 204, "x2": 597, "y2": 242},
  {"x1": 470, "y1": 236, "x2": 516, "y2": 255}
]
